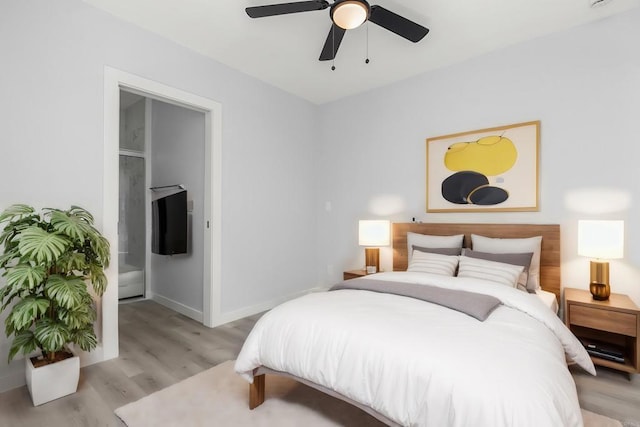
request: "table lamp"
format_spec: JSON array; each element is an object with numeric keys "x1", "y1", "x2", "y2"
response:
[
  {"x1": 358, "y1": 220, "x2": 390, "y2": 274},
  {"x1": 578, "y1": 220, "x2": 624, "y2": 301}
]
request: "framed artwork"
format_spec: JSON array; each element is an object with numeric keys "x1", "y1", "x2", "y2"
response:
[{"x1": 426, "y1": 120, "x2": 539, "y2": 212}]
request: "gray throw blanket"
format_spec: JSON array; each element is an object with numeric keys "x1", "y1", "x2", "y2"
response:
[{"x1": 330, "y1": 279, "x2": 501, "y2": 321}]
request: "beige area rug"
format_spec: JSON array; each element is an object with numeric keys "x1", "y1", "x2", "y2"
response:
[{"x1": 115, "y1": 360, "x2": 622, "y2": 427}]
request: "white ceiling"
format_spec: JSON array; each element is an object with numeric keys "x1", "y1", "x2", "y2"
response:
[{"x1": 83, "y1": 0, "x2": 639, "y2": 104}]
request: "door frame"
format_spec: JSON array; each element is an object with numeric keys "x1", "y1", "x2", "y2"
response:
[{"x1": 102, "y1": 66, "x2": 222, "y2": 361}]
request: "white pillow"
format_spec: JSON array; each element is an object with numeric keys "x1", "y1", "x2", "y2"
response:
[
  {"x1": 407, "y1": 250, "x2": 459, "y2": 277},
  {"x1": 471, "y1": 234, "x2": 542, "y2": 291},
  {"x1": 457, "y1": 255, "x2": 524, "y2": 288},
  {"x1": 407, "y1": 232, "x2": 464, "y2": 263}
]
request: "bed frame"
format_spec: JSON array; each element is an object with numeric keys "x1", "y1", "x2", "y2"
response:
[{"x1": 248, "y1": 222, "x2": 561, "y2": 420}]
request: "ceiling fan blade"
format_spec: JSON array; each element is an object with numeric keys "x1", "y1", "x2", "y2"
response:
[
  {"x1": 319, "y1": 23, "x2": 346, "y2": 61},
  {"x1": 246, "y1": 1, "x2": 329, "y2": 18},
  {"x1": 369, "y1": 5, "x2": 429, "y2": 43}
]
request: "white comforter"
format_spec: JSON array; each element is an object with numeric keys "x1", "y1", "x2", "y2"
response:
[{"x1": 235, "y1": 272, "x2": 595, "y2": 427}]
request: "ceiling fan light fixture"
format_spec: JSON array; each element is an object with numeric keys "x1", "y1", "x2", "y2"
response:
[{"x1": 331, "y1": 0, "x2": 370, "y2": 30}]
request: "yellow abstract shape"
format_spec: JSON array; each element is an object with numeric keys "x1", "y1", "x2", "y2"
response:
[{"x1": 444, "y1": 135, "x2": 517, "y2": 176}]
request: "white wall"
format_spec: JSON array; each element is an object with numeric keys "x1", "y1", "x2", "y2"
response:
[
  {"x1": 0, "y1": 0, "x2": 318, "y2": 391},
  {"x1": 149, "y1": 100, "x2": 205, "y2": 316},
  {"x1": 316, "y1": 9, "x2": 640, "y2": 305}
]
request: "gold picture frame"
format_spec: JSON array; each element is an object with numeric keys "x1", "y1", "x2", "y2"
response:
[{"x1": 426, "y1": 120, "x2": 540, "y2": 213}]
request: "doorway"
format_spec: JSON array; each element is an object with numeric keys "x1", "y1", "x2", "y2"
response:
[
  {"x1": 118, "y1": 152, "x2": 146, "y2": 299},
  {"x1": 118, "y1": 92, "x2": 147, "y2": 300},
  {"x1": 102, "y1": 67, "x2": 222, "y2": 362}
]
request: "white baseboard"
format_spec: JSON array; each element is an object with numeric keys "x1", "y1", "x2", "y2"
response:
[
  {"x1": 151, "y1": 293, "x2": 204, "y2": 323},
  {"x1": 210, "y1": 285, "x2": 328, "y2": 327}
]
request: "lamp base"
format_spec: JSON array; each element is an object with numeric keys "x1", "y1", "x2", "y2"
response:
[
  {"x1": 364, "y1": 247, "x2": 380, "y2": 274},
  {"x1": 590, "y1": 282, "x2": 610, "y2": 301},
  {"x1": 589, "y1": 260, "x2": 610, "y2": 301}
]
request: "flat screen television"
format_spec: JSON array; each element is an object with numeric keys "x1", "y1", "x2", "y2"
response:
[{"x1": 152, "y1": 190, "x2": 187, "y2": 255}]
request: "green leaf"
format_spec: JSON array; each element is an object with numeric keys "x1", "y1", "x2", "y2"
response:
[
  {"x1": 49, "y1": 210, "x2": 91, "y2": 242},
  {"x1": 88, "y1": 265, "x2": 108, "y2": 296},
  {"x1": 0, "y1": 214, "x2": 40, "y2": 246},
  {"x1": 17, "y1": 227, "x2": 69, "y2": 264},
  {"x1": 0, "y1": 286, "x2": 27, "y2": 311},
  {"x1": 0, "y1": 285, "x2": 15, "y2": 310},
  {"x1": 57, "y1": 305, "x2": 96, "y2": 330},
  {"x1": 7, "y1": 297, "x2": 50, "y2": 331},
  {"x1": 69, "y1": 327, "x2": 97, "y2": 352},
  {"x1": 5, "y1": 317, "x2": 15, "y2": 337},
  {"x1": 34, "y1": 318, "x2": 69, "y2": 354},
  {"x1": 56, "y1": 252, "x2": 87, "y2": 272},
  {"x1": 8, "y1": 330, "x2": 37, "y2": 362},
  {"x1": 67, "y1": 206, "x2": 94, "y2": 224},
  {"x1": 45, "y1": 275, "x2": 88, "y2": 310},
  {"x1": 0, "y1": 246, "x2": 20, "y2": 269},
  {"x1": 89, "y1": 232, "x2": 110, "y2": 268},
  {"x1": 0, "y1": 204, "x2": 35, "y2": 224},
  {"x1": 5, "y1": 264, "x2": 46, "y2": 290},
  {"x1": 1, "y1": 264, "x2": 46, "y2": 310}
]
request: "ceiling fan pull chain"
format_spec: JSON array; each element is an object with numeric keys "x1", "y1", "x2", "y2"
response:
[
  {"x1": 331, "y1": 25, "x2": 336, "y2": 71},
  {"x1": 365, "y1": 21, "x2": 370, "y2": 64}
]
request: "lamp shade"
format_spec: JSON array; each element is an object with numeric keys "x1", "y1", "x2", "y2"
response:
[
  {"x1": 359, "y1": 220, "x2": 390, "y2": 247},
  {"x1": 331, "y1": 0, "x2": 369, "y2": 30},
  {"x1": 578, "y1": 220, "x2": 624, "y2": 259}
]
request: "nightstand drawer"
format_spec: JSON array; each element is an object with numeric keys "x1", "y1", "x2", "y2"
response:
[{"x1": 570, "y1": 305, "x2": 637, "y2": 337}]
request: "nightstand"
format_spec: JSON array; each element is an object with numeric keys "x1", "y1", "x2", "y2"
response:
[
  {"x1": 564, "y1": 287, "x2": 640, "y2": 375},
  {"x1": 343, "y1": 270, "x2": 367, "y2": 280}
]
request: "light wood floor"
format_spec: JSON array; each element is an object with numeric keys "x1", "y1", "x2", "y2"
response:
[
  {"x1": 0, "y1": 300, "x2": 262, "y2": 427},
  {"x1": 0, "y1": 300, "x2": 638, "y2": 426},
  {"x1": 571, "y1": 364, "x2": 640, "y2": 424}
]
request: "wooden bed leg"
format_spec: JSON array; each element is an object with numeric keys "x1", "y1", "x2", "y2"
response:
[{"x1": 249, "y1": 374, "x2": 265, "y2": 409}]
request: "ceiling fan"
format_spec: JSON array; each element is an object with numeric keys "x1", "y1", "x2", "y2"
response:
[{"x1": 245, "y1": 0, "x2": 429, "y2": 61}]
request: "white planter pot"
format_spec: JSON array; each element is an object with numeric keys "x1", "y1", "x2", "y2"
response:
[{"x1": 25, "y1": 353, "x2": 80, "y2": 406}]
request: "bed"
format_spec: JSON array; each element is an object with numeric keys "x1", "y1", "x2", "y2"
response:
[{"x1": 235, "y1": 223, "x2": 595, "y2": 426}]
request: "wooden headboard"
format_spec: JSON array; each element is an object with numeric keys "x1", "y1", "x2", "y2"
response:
[{"x1": 392, "y1": 223, "x2": 561, "y2": 302}]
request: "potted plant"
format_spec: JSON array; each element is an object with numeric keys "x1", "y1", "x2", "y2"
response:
[{"x1": 0, "y1": 204, "x2": 110, "y2": 405}]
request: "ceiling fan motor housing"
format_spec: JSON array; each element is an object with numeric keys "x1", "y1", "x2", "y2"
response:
[{"x1": 330, "y1": 0, "x2": 371, "y2": 29}]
